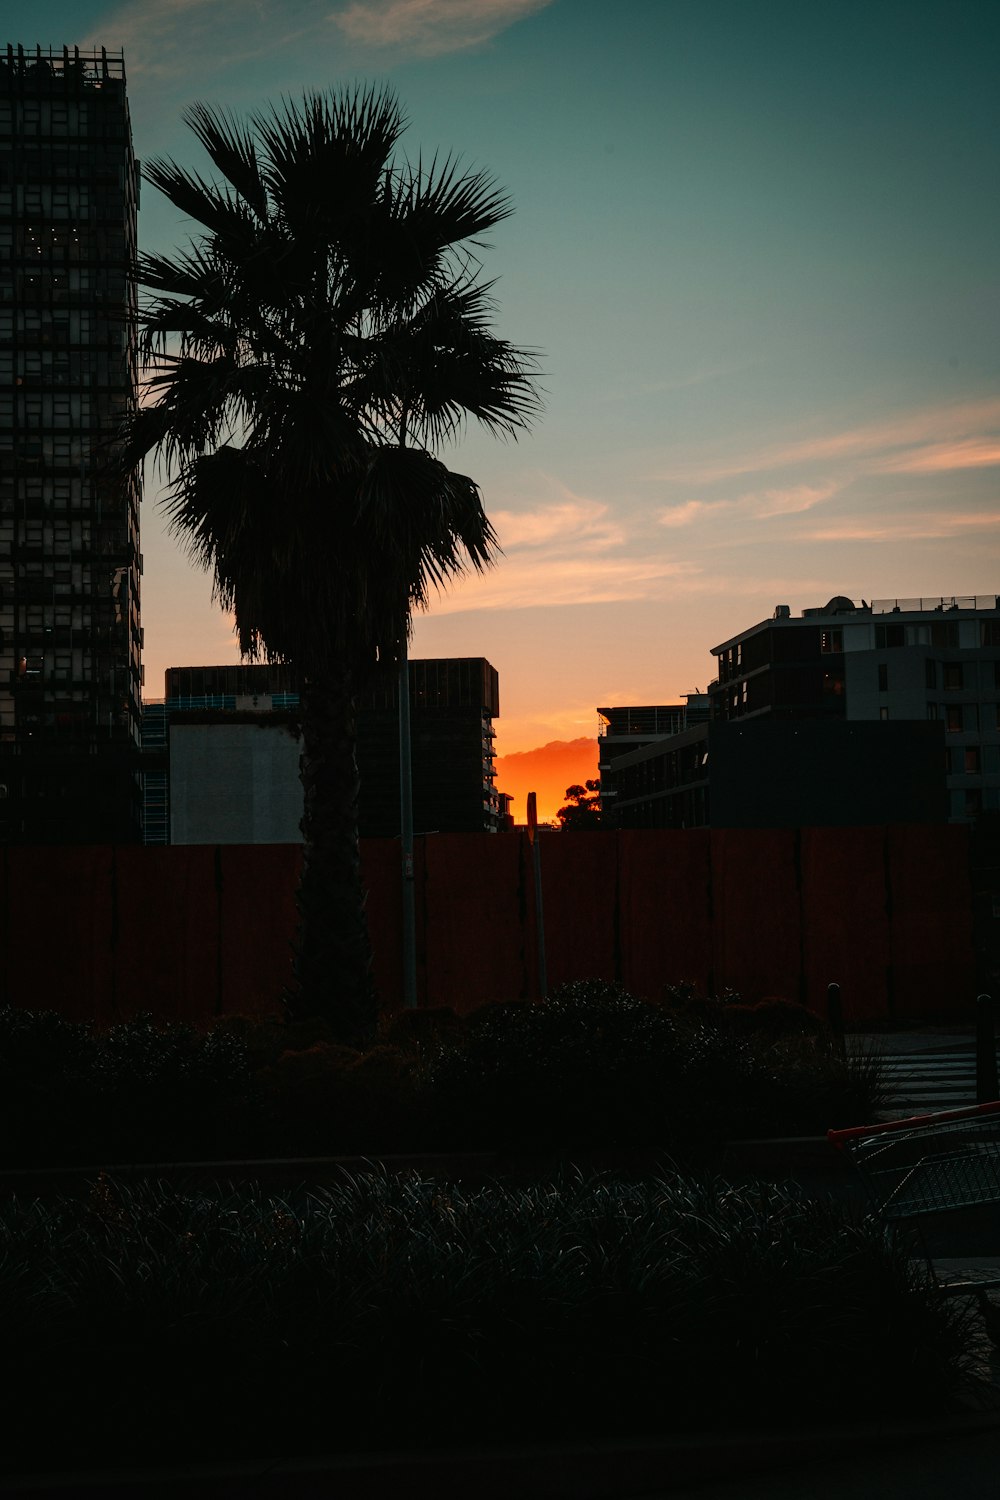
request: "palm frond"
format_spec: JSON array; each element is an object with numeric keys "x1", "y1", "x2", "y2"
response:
[
  {"x1": 138, "y1": 245, "x2": 228, "y2": 301},
  {"x1": 142, "y1": 156, "x2": 258, "y2": 245},
  {"x1": 253, "y1": 86, "x2": 402, "y2": 247},
  {"x1": 393, "y1": 151, "x2": 513, "y2": 249},
  {"x1": 355, "y1": 445, "x2": 497, "y2": 607},
  {"x1": 353, "y1": 279, "x2": 542, "y2": 444},
  {"x1": 184, "y1": 102, "x2": 269, "y2": 219}
]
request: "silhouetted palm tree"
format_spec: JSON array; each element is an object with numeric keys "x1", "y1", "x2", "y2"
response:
[{"x1": 125, "y1": 89, "x2": 539, "y2": 1044}]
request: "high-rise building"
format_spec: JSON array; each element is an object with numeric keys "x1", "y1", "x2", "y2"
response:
[
  {"x1": 356, "y1": 657, "x2": 503, "y2": 836},
  {"x1": 0, "y1": 45, "x2": 142, "y2": 843}
]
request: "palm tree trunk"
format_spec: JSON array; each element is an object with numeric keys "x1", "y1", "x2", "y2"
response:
[{"x1": 286, "y1": 664, "x2": 377, "y2": 1046}]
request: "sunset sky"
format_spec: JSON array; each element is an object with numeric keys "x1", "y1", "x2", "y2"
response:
[{"x1": 10, "y1": 0, "x2": 1000, "y2": 817}]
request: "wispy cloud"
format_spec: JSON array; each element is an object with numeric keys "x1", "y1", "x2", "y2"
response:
[
  {"x1": 874, "y1": 439, "x2": 1000, "y2": 475},
  {"x1": 658, "y1": 499, "x2": 731, "y2": 528},
  {"x1": 493, "y1": 494, "x2": 625, "y2": 552},
  {"x1": 653, "y1": 396, "x2": 1000, "y2": 488},
  {"x1": 427, "y1": 554, "x2": 702, "y2": 614},
  {"x1": 96, "y1": 0, "x2": 550, "y2": 82},
  {"x1": 657, "y1": 484, "x2": 836, "y2": 528},
  {"x1": 413, "y1": 474, "x2": 713, "y2": 614},
  {"x1": 802, "y1": 513, "x2": 1000, "y2": 543},
  {"x1": 93, "y1": 0, "x2": 283, "y2": 81},
  {"x1": 333, "y1": 0, "x2": 553, "y2": 53},
  {"x1": 748, "y1": 482, "x2": 840, "y2": 518}
]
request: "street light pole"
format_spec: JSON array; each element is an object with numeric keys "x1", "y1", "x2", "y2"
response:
[{"x1": 399, "y1": 639, "x2": 417, "y2": 1008}]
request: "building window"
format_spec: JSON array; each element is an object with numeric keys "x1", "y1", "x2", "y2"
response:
[
  {"x1": 931, "y1": 621, "x2": 959, "y2": 649},
  {"x1": 946, "y1": 705, "x2": 963, "y2": 732},
  {"x1": 820, "y1": 628, "x2": 843, "y2": 653},
  {"x1": 876, "y1": 623, "x2": 904, "y2": 648},
  {"x1": 927, "y1": 703, "x2": 939, "y2": 720},
  {"x1": 878, "y1": 664, "x2": 888, "y2": 692},
  {"x1": 966, "y1": 789, "x2": 983, "y2": 819},
  {"x1": 879, "y1": 706, "x2": 889, "y2": 721},
  {"x1": 994, "y1": 660, "x2": 1000, "y2": 690},
  {"x1": 965, "y1": 747, "x2": 981, "y2": 775},
  {"x1": 925, "y1": 659, "x2": 937, "y2": 690},
  {"x1": 981, "y1": 621, "x2": 1000, "y2": 647},
  {"x1": 943, "y1": 663, "x2": 964, "y2": 691}
]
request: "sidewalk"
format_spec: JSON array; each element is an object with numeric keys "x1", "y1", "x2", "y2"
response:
[
  {"x1": 852, "y1": 1026, "x2": 977, "y2": 1054},
  {"x1": 639, "y1": 1425, "x2": 1000, "y2": 1500}
]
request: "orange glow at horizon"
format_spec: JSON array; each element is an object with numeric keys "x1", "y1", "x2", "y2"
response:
[{"x1": 494, "y1": 736, "x2": 599, "y2": 824}]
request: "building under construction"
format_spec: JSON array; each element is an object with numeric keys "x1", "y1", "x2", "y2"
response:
[
  {"x1": 143, "y1": 659, "x2": 506, "y2": 843},
  {"x1": 0, "y1": 45, "x2": 142, "y2": 842}
]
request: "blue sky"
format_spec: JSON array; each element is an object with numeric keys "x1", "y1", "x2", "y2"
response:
[{"x1": 8, "y1": 0, "x2": 1000, "y2": 765}]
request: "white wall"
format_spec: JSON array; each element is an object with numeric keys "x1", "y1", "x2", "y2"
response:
[{"x1": 170, "y1": 721, "x2": 302, "y2": 844}]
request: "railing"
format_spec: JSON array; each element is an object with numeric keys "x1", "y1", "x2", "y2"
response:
[
  {"x1": 872, "y1": 596, "x2": 999, "y2": 614},
  {"x1": 1, "y1": 44, "x2": 126, "y2": 84},
  {"x1": 598, "y1": 706, "x2": 686, "y2": 737}
]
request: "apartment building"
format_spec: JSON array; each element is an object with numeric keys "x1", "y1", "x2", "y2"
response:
[
  {"x1": 597, "y1": 695, "x2": 709, "y2": 826},
  {"x1": 711, "y1": 595, "x2": 1000, "y2": 821}
]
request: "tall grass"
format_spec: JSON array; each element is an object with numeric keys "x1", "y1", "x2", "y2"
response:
[{"x1": 0, "y1": 1171, "x2": 971, "y2": 1473}]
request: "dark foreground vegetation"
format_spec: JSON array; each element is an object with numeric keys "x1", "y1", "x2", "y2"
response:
[
  {"x1": 0, "y1": 1171, "x2": 972, "y2": 1473},
  {"x1": 0, "y1": 984, "x2": 887, "y2": 1168}
]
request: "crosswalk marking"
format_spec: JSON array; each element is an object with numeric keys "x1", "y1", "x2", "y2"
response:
[{"x1": 865, "y1": 1045, "x2": 999, "y2": 1116}]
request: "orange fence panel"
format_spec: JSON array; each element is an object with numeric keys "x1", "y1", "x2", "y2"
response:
[
  {"x1": 2, "y1": 845, "x2": 114, "y2": 1020},
  {"x1": 799, "y1": 826, "x2": 892, "y2": 1025},
  {"x1": 0, "y1": 826, "x2": 980, "y2": 1026},
  {"x1": 217, "y1": 844, "x2": 301, "y2": 1021},
  {"x1": 537, "y1": 832, "x2": 619, "y2": 992},
  {"x1": 112, "y1": 845, "x2": 221, "y2": 1026},
  {"x1": 421, "y1": 832, "x2": 528, "y2": 1011},
  {"x1": 617, "y1": 830, "x2": 712, "y2": 1001},
  {"x1": 886, "y1": 824, "x2": 975, "y2": 1020},
  {"x1": 710, "y1": 828, "x2": 803, "y2": 1003}
]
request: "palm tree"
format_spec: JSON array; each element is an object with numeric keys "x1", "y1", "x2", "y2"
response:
[{"x1": 124, "y1": 89, "x2": 539, "y2": 1046}]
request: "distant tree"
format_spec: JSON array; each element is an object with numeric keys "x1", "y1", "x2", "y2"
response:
[{"x1": 556, "y1": 779, "x2": 602, "y2": 831}]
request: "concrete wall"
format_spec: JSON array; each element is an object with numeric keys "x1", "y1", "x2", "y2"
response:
[{"x1": 170, "y1": 721, "x2": 302, "y2": 845}]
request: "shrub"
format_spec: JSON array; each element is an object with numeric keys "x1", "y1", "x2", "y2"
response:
[
  {"x1": 378, "y1": 1004, "x2": 465, "y2": 1054},
  {"x1": 254, "y1": 1041, "x2": 424, "y2": 1154},
  {"x1": 0, "y1": 988, "x2": 887, "y2": 1167},
  {"x1": 419, "y1": 984, "x2": 887, "y2": 1152},
  {"x1": 422, "y1": 985, "x2": 742, "y2": 1152},
  {"x1": 0, "y1": 1008, "x2": 254, "y2": 1166}
]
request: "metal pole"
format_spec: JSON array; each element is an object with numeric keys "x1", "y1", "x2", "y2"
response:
[
  {"x1": 527, "y1": 791, "x2": 547, "y2": 1001},
  {"x1": 976, "y1": 993, "x2": 997, "y2": 1104},
  {"x1": 827, "y1": 982, "x2": 845, "y2": 1059},
  {"x1": 399, "y1": 642, "x2": 417, "y2": 1009}
]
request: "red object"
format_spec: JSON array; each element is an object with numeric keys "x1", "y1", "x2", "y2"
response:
[
  {"x1": 0, "y1": 824, "x2": 980, "y2": 1026},
  {"x1": 829, "y1": 1099, "x2": 1000, "y2": 1148}
]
